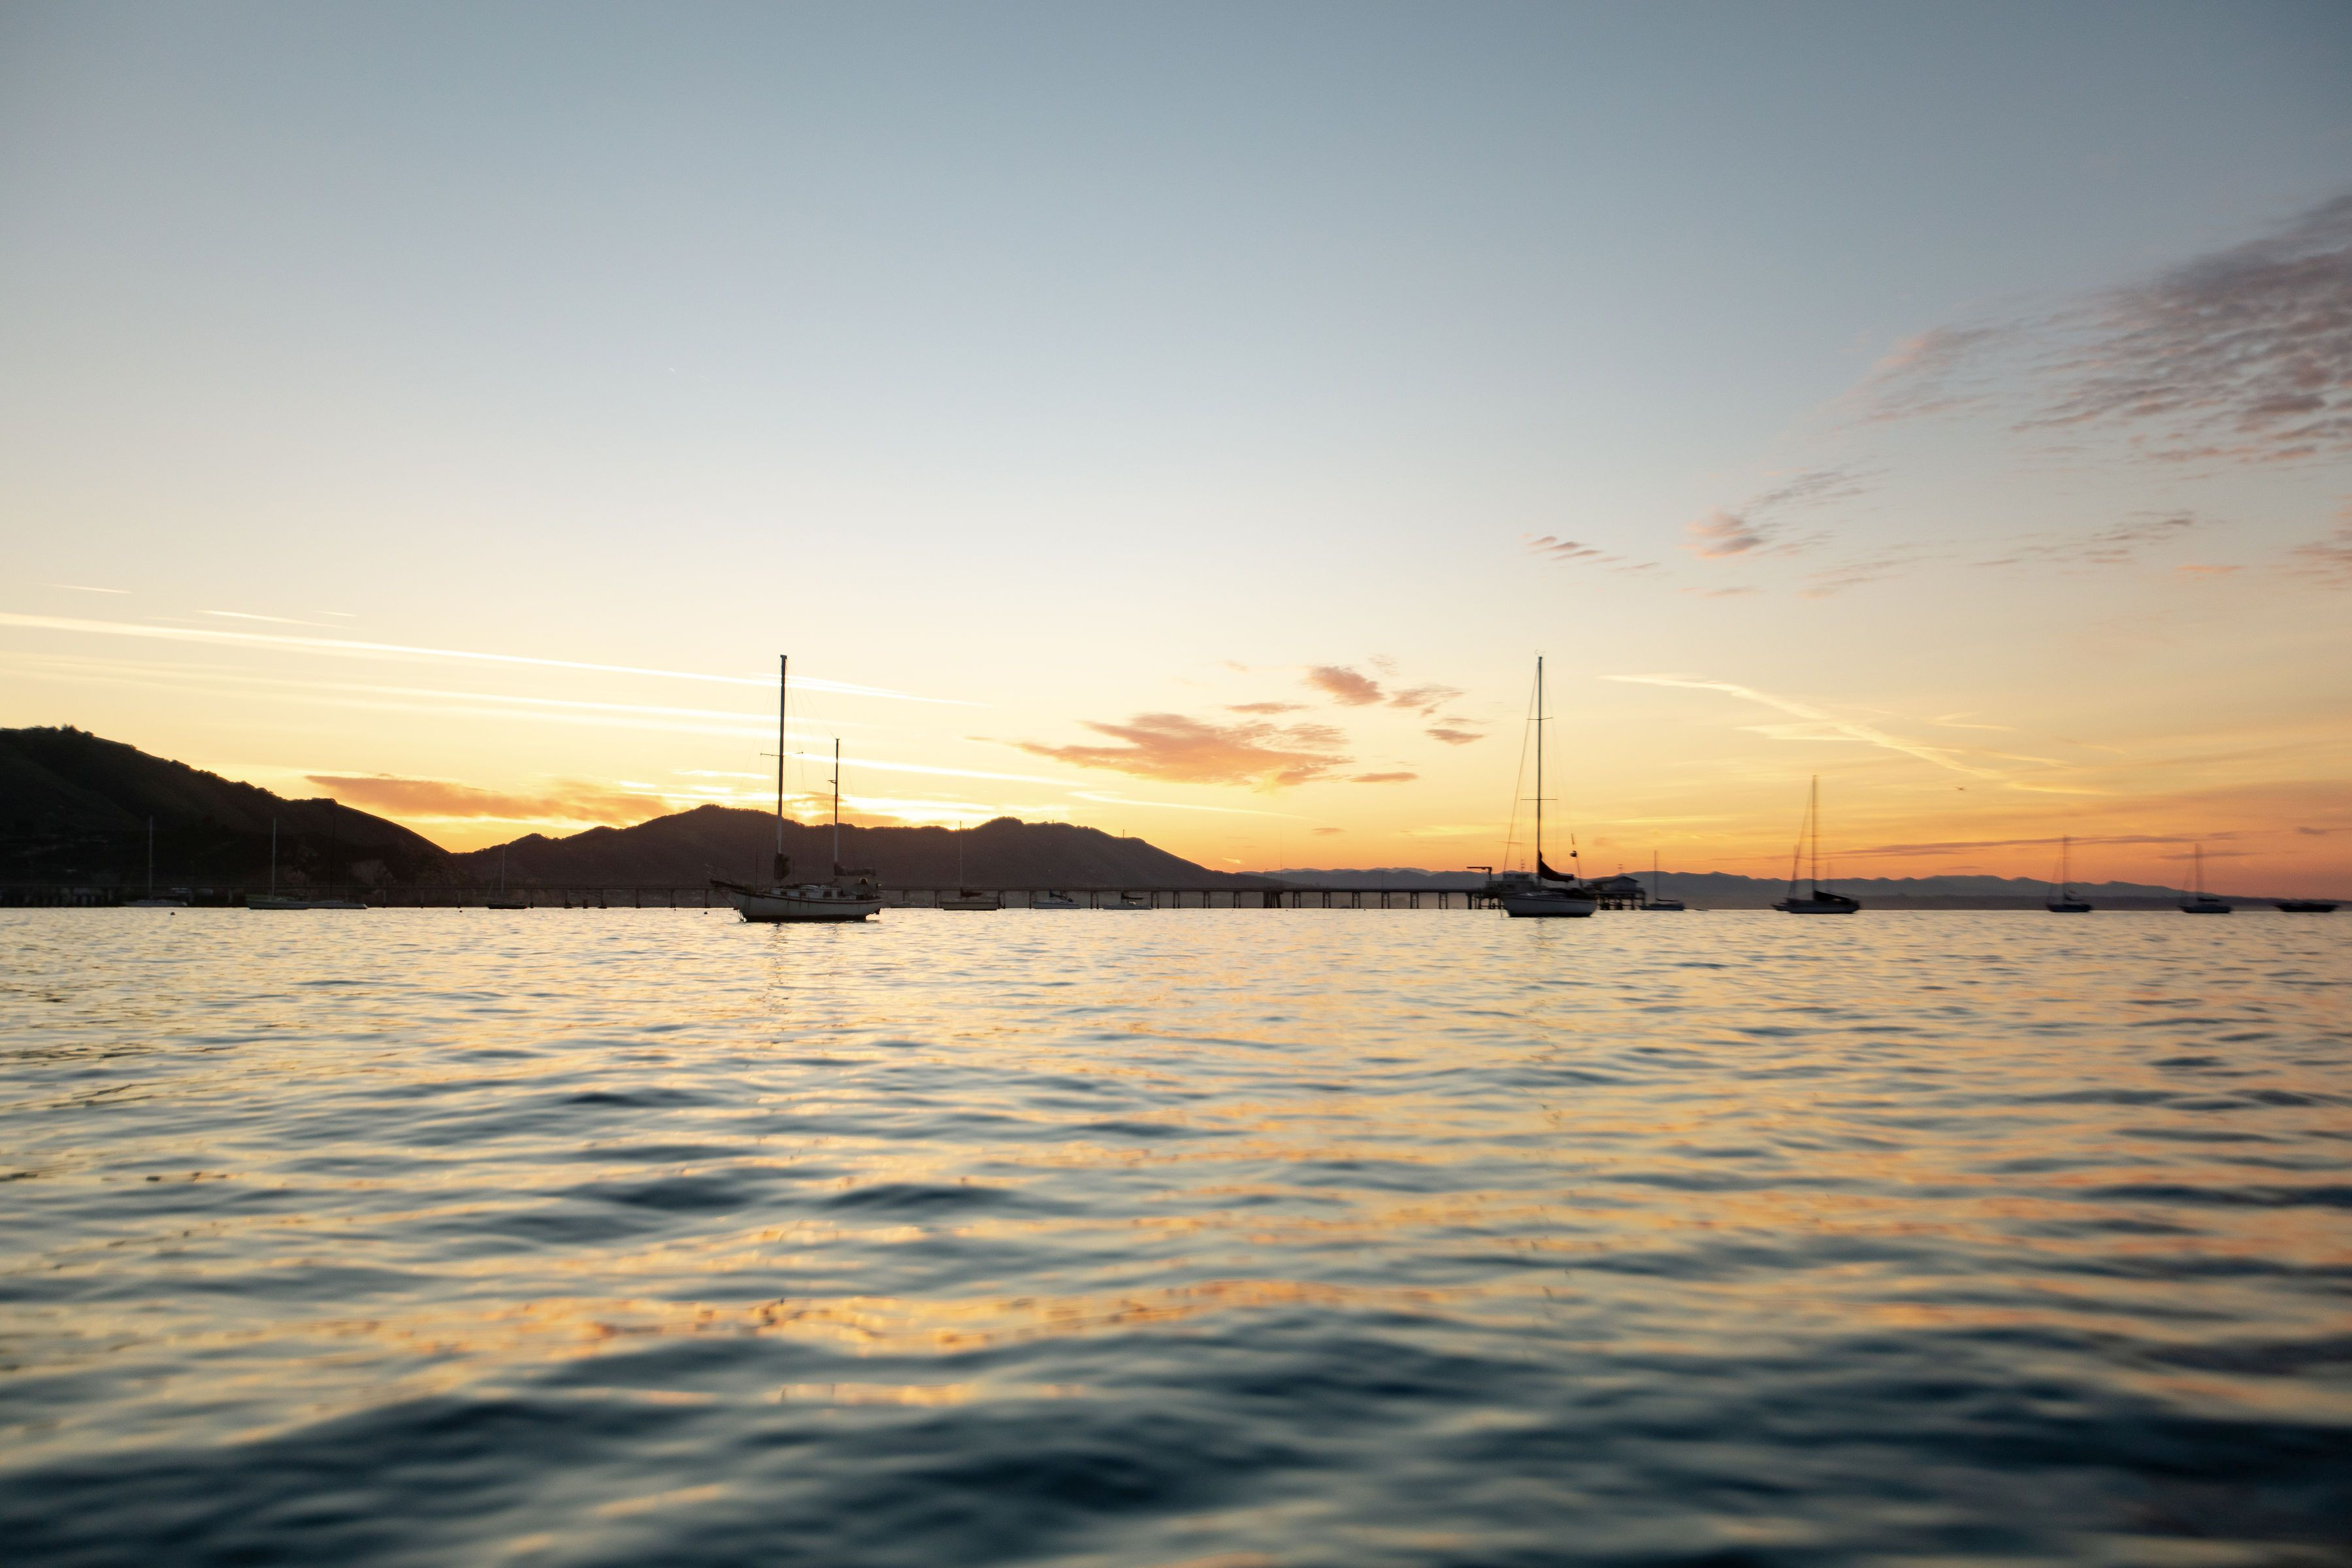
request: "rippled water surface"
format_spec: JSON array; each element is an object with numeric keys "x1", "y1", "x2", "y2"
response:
[{"x1": 3, "y1": 907, "x2": 2349, "y2": 1565}]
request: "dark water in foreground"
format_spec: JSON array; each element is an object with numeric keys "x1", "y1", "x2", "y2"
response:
[{"x1": 3, "y1": 907, "x2": 2347, "y2": 1566}]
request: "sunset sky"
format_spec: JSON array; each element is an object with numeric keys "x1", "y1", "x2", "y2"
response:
[{"x1": 4, "y1": 3, "x2": 2349, "y2": 892}]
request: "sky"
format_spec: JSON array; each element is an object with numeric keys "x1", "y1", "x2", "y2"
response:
[{"x1": 3, "y1": 1, "x2": 2349, "y2": 893}]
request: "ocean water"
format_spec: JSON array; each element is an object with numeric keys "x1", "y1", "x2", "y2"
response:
[{"x1": 2, "y1": 907, "x2": 2347, "y2": 1567}]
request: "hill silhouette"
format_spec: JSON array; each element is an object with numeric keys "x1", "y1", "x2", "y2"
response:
[
  {"x1": 459, "y1": 806, "x2": 1269, "y2": 890},
  {"x1": 0, "y1": 727, "x2": 450, "y2": 887}
]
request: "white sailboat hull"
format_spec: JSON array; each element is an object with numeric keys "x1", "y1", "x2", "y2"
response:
[
  {"x1": 1501, "y1": 890, "x2": 1597, "y2": 919},
  {"x1": 730, "y1": 887, "x2": 881, "y2": 923}
]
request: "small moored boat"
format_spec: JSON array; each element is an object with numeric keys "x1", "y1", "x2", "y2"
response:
[
  {"x1": 2180, "y1": 845, "x2": 2230, "y2": 915},
  {"x1": 2046, "y1": 835, "x2": 2091, "y2": 913},
  {"x1": 1774, "y1": 777, "x2": 1860, "y2": 915},
  {"x1": 1500, "y1": 656, "x2": 1597, "y2": 919},
  {"x1": 717, "y1": 658, "x2": 883, "y2": 924}
]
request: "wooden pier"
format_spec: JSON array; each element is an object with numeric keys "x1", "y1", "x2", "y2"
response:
[{"x1": 3, "y1": 883, "x2": 1501, "y2": 910}]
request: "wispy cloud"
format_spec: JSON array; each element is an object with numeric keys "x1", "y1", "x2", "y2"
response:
[
  {"x1": 2029, "y1": 193, "x2": 2352, "y2": 463},
  {"x1": 1607, "y1": 673, "x2": 2034, "y2": 785},
  {"x1": 1748, "y1": 466, "x2": 1878, "y2": 512},
  {"x1": 2285, "y1": 501, "x2": 2352, "y2": 585},
  {"x1": 1349, "y1": 771, "x2": 1417, "y2": 784},
  {"x1": 1524, "y1": 534, "x2": 1660, "y2": 574},
  {"x1": 1975, "y1": 512, "x2": 2199, "y2": 570},
  {"x1": 204, "y1": 609, "x2": 340, "y2": 627},
  {"x1": 1387, "y1": 683, "x2": 1460, "y2": 715},
  {"x1": 308, "y1": 774, "x2": 668, "y2": 825},
  {"x1": 0, "y1": 612, "x2": 969, "y2": 704},
  {"x1": 1425, "y1": 726, "x2": 1483, "y2": 745},
  {"x1": 1303, "y1": 665, "x2": 1384, "y2": 706},
  {"x1": 1015, "y1": 713, "x2": 1351, "y2": 789},
  {"x1": 1850, "y1": 326, "x2": 2002, "y2": 425},
  {"x1": 1683, "y1": 510, "x2": 1770, "y2": 559},
  {"x1": 46, "y1": 583, "x2": 129, "y2": 595},
  {"x1": 1854, "y1": 191, "x2": 2352, "y2": 466},
  {"x1": 1227, "y1": 700, "x2": 1306, "y2": 714}
]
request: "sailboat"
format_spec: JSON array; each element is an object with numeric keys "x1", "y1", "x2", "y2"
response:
[
  {"x1": 125, "y1": 823, "x2": 187, "y2": 907},
  {"x1": 246, "y1": 809, "x2": 363, "y2": 909},
  {"x1": 2179, "y1": 844, "x2": 2230, "y2": 914},
  {"x1": 305, "y1": 800, "x2": 369, "y2": 907},
  {"x1": 1641, "y1": 850, "x2": 1685, "y2": 911},
  {"x1": 715, "y1": 657, "x2": 884, "y2": 923},
  {"x1": 1030, "y1": 890, "x2": 1081, "y2": 909},
  {"x1": 487, "y1": 845, "x2": 529, "y2": 909},
  {"x1": 1773, "y1": 777, "x2": 1860, "y2": 914},
  {"x1": 249, "y1": 817, "x2": 306, "y2": 909},
  {"x1": 1498, "y1": 656, "x2": 1597, "y2": 919},
  {"x1": 2046, "y1": 836, "x2": 2091, "y2": 913},
  {"x1": 939, "y1": 823, "x2": 1002, "y2": 910}
]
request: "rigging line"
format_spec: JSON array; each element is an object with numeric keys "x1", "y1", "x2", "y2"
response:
[{"x1": 1500, "y1": 661, "x2": 1537, "y2": 874}]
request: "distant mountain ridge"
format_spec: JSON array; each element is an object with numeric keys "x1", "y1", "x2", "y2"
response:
[
  {"x1": 0, "y1": 726, "x2": 448, "y2": 887},
  {"x1": 459, "y1": 805, "x2": 1271, "y2": 890}
]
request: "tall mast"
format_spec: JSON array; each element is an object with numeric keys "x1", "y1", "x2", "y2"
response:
[
  {"x1": 1534, "y1": 655, "x2": 1544, "y2": 870},
  {"x1": 775, "y1": 655, "x2": 788, "y2": 863},
  {"x1": 790, "y1": 658, "x2": 800, "y2": 865},
  {"x1": 832, "y1": 738, "x2": 842, "y2": 872},
  {"x1": 1809, "y1": 776, "x2": 1821, "y2": 893}
]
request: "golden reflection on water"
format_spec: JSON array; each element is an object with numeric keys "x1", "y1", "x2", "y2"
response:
[{"x1": 3, "y1": 906, "x2": 2348, "y2": 1469}]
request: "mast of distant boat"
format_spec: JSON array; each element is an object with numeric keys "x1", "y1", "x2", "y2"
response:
[
  {"x1": 832, "y1": 738, "x2": 842, "y2": 876},
  {"x1": 785, "y1": 658, "x2": 804, "y2": 889},
  {"x1": 1533, "y1": 656, "x2": 1544, "y2": 877},
  {"x1": 1809, "y1": 777, "x2": 1821, "y2": 897}
]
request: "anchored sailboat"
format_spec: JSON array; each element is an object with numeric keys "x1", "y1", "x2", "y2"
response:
[
  {"x1": 1774, "y1": 777, "x2": 1859, "y2": 915},
  {"x1": 939, "y1": 823, "x2": 1002, "y2": 910},
  {"x1": 714, "y1": 656, "x2": 884, "y2": 923},
  {"x1": 2179, "y1": 843, "x2": 2230, "y2": 915},
  {"x1": 1641, "y1": 849, "x2": 1685, "y2": 911},
  {"x1": 1497, "y1": 655, "x2": 1597, "y2": 919},
  {"x1": 2046, "y1": 835, "x2": 2091, "y2": 913}
]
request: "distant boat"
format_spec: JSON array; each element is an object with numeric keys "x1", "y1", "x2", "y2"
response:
[
  {"x1": 1500, "y1": 655, "x2": 1598, "y2": 919},
  {"x1": 714, "y1": 657, "x2": 882, "y2": 923},
  {"x1": 250, "y1": 805, "x2": 368, "y2": 909},
  {"x1": 1032, "y1": 891, "x2": 1081, "y2": 909},
  {"x1": 1641, "y1": 850, "x2": 1685, "y2": 911},
  {"x1": 2276, "y1": 899, "x2": 2338, "y2": 913},
  {"x1": 129, "y1": 817, "x2": 188, "y2": 906},
  {"x1": 2046, "y1": 835, "x2": 2092, "y2": 913},
  {"x1": 1774, "y1": 777, "x2": 1860, "y2": 915},
  {"x1": 1104, "y1": 893, "x2": 1152, "y2": 911},
  {"x1": 248, "y1": 818, "x2": 318, "y2": 908},
  {"x1": 2179, "y1": 844, "x2": 2230, "y2": 914},
  {"x1": 486, "y1": 845, "x2": 529, "y2": 909},
  {"x1": 938, "y1": 825, "x2": 1002, "y2": 909}
]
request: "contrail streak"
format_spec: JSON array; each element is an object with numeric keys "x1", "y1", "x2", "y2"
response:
[{"x1": 0, "y1": 612, "x2": 975, "y2": 705}]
